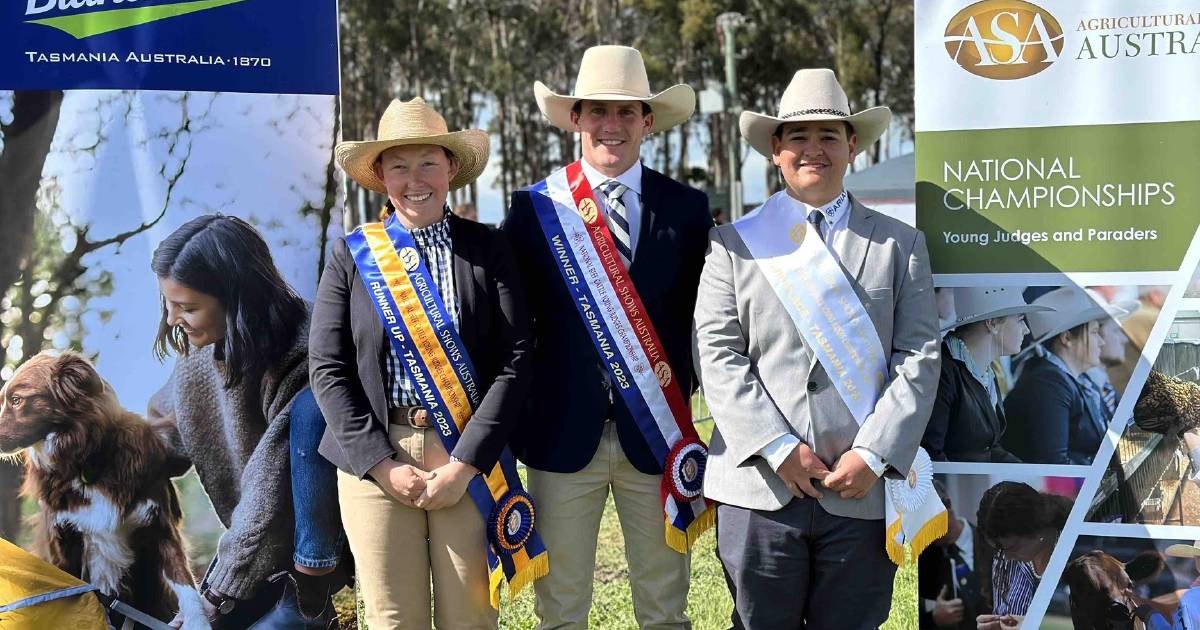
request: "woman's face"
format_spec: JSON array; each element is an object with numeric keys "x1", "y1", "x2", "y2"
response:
[
  {"x1": 993, "y1": 533, "x2": 1046, "y2": 563},
  {"x1": 373, "y1": 144, "x2": 459, "y2": 229},
  {"x1": 994, "y1": 314, "x2": 1029, "y2": 357},
  {"x1": 1077, "y1": 320, "x2": 1105, "y2": 369},
  {"x1": 158, "y1": 277, "x2": 226, "y2": 348}
]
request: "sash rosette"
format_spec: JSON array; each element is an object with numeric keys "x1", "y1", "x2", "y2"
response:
[
  {"x1": 527, "y1": 161, "x2": 715, "y2": 552},
  {"x1": 346, "y1": 216, "x2": 548, "y2": 607},
  {"x1": 734, "y1": 192, "x2": 946, "y2": 566}
]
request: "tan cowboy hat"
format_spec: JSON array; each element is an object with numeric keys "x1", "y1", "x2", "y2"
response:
[
  {"x1": 335, "y1": 97, "x2": 489, "y2": 194},
  {"x1": 533, "y1": 45, "x2": 696, "y2": 134},
  {"x1": 1026, "y1": 287, "x2": 1132, "y2": 345},
  {"x1": 941, "y1": 287, "x2": 1053, "y2": 333},
  {"x1": 740, "y1": 68, "x2": 891, "y2": 159}
]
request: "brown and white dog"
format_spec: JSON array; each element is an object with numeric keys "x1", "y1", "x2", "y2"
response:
[{"x1": 0, "y1": 351, "x2": 209, "y2": 629}]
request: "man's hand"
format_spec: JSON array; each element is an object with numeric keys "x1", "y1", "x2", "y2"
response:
[
  {"x1": 932, "y1": 585, "x2": 964, "y2": 627},
  {"x1": 369, "y1": 459, "x2": 434, "y2": 507},
  {"x1": 415, "y1": 460, "x2": 479, "y2": 510},
  {"x1": 776, "y1": 442, "x2": 830, "y2": 498},
  {"x1": 824, "y1": 450, "x2": 879, "y2": 499},
  {"x1": 976, "y1": 614, "x2": 1021, "y2": 630}
]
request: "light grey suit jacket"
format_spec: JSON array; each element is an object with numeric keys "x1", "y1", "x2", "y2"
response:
[{"x1": 693, "y1": 193, "x2": 939, "y2": 520}]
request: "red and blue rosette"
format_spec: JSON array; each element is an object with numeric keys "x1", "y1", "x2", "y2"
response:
[
  {"x1": 663, "y1": 437, "x2": 707, "y2": 503},
  {"x1": 487, "y1": 489, "x2": 537, "y2": 555}
]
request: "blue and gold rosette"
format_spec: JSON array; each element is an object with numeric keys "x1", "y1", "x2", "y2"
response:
[{"x1": 347, "y1": 214, "x2": 549, "y2": 607}]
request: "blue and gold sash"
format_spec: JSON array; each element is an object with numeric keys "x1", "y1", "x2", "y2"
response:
[{"x1": 346, "y1": 214, "x2": 548, "y2": 606}]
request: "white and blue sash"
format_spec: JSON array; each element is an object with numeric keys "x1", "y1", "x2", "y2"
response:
[{"x1": 734, "y1": 191, "x2": 943, "y2": 566}]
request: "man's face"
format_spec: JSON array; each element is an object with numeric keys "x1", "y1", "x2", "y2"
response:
[
  {"x1": 771, "y1": 121, "x2": 856, "y2": 205},
  {"x1": 1099, "y1": 319, "x2": 1128, "y2": 366},
  {"x1": 373, "y1": 144, "x2": 459, "y2": 227},
  {"x1": 571, "y1": 100, "x2": 653, "y2": 177}
]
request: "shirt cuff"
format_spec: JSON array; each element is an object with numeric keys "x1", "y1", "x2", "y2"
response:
[
  {"x1": 759, "y1": 434, "x2": 800, "y2": 472},
  {"x1": 852, "y1": 446, "x2": 887, "y2": 477}
]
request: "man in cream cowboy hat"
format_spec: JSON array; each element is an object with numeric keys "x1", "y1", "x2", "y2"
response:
[
  {"x1": 500, "y1": 45, "x2": 712, "y2": 629},
  {"x1": 693, "y1": 68, "x2": 940, "y2": 628}
]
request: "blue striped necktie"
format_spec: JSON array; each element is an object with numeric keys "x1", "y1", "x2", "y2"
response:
[{"x1": 600, "y1": 180, "x2": 633, "y2": 268}]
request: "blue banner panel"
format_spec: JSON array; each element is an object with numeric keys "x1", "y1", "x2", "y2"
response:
[{"x1": 0, "y1": 0, "x2": 339, "y2": 94}]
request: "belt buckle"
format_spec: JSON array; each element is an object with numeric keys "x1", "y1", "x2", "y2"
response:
[{"x1": 406, "y1": 407, "x2": 428, "y2": 429}]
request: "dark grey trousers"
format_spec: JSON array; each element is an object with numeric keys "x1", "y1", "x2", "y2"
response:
[{"x1": 716, "y1": 498, "x2": 896, "y2": 630}]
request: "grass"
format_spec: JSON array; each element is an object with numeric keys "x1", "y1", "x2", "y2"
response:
[{"x1": 336, "y1": 414, "x2": 918, "y2": 629}]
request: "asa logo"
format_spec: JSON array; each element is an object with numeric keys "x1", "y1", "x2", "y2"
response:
[{"x1": 943, "y1": 0, "x2": 1065, "y2": 80}]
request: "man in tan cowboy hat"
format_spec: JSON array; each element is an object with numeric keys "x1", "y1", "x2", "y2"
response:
[
  {"x1": 693, "y1": 68, "x2": 940, "y2": 628},
  {"x1": 313, "y1": 97, "x2": 536, "y2": 628},
  {"x1": 500, "y1": 45, "x2": 712, "y2": 629}
]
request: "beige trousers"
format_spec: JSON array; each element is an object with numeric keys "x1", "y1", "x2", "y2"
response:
[
  {"x1": 337, "y1": 423, "x2": 497, "y2": 630},
  {"x1": 527, "y1": 422, "x2": 692, "y2": 630}
]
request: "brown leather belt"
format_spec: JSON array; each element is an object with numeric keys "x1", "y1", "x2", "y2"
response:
[{"x1": 388, "y1": 406, "x2": 431, "y2": 428}]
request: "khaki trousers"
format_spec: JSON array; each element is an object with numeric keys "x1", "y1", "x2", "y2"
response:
[
  {"x1": 337, "y1": 423, "x2": 497, "y2": 630},
  {"x1": 527, "y1": 422, "x2": 692, "y2": 630}
]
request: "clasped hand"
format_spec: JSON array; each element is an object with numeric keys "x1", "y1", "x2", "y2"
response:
[{"x1": 776, "y1": 444, "x2": 878, "y2": 500}]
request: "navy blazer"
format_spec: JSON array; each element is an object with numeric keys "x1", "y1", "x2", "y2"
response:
[
  {"x1": 1002, "y1": 354, "x2": 1108, "y2": 465},
  {"x1": 923, "y1": 342, "x2": 1021, "y2": 463},
  {"x1": 309, "y1": 215, "x2": 533, "y2": 479},
  {"x1": 500, "y1": 165, "x2": 711, "y2": 474}
]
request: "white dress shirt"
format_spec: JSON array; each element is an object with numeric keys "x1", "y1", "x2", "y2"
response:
[
  {"x1": 580, "y1": 158, "x2": 644, "y2": 256},
  {"x1": 756, "y1": 190, "x2": 887, "y2": 477}
]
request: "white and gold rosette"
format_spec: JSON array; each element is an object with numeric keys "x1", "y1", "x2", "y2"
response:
[{"x1": 883, "y1": 446, "x2": 946, "y2": 566}]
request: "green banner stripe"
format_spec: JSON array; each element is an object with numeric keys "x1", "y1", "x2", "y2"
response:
[{"x1": 27, "y1": 0, "x2": 247, "y2": 39}]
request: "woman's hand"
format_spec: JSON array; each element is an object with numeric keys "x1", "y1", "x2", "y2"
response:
[
  {"x1": 977, "y1": 614, "x2": 1021, "y2": 630},
  {"x1": 370, "y1": 459, "x2": 433, "y2": 506},
  {"x1": 416, "y1": 460, "x2": 479, "y2": 510}
]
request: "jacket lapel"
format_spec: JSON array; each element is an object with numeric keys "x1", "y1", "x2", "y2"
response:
[
  {"x1": 836, "y1": 193, "x2": 875, "y2": 282},
  {"x1": 629, "y1": 164, "x2": 656, "y2": 276},
  {"x1": 449, "y1": 215, "x2": 478, "y2": 352}
]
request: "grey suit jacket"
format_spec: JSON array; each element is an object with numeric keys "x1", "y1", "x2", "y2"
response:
[{"x1": 693, "y1": 193, "x2": 939, "y2": 519}]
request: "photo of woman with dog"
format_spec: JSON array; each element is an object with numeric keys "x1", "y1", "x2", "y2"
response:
[
  {"x1": 308, "y1": 97, "x2": 533, "y2": 629},
  {"x1": 149, "y1": 214, "x2": 345, "y2": 629},
  {"x1": 1044, "y1": 535, "x2": 1200, "y2": 628}
]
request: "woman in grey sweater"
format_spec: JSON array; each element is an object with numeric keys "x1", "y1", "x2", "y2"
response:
[{"x1": 149, "y1": 214, "x2": 342, "y2": 629}]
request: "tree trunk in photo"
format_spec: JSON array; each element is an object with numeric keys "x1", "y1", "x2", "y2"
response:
[{"x1": 0, "y1": 90, "x2": 64, "y2": 542}]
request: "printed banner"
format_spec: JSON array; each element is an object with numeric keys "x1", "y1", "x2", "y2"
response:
[
  {"x1": 1, "y1": 0, "x2": 339, "y2": 94},
  {"x1": 916, "y1": 1, "x2": 1200, "y2": 627}
]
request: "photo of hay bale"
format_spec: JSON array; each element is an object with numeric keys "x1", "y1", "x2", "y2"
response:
[{"x1": 1088, "y1": 310, "x2": 1200, "y2": 525}]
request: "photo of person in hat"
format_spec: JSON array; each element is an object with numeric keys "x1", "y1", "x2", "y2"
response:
[
  {"x1": 923, "y1": 287, "x2": 1052, "y2": 463},
  {"x1": 1002, "y1": 286, "x2": 1130, "y2": 465},
  {"x1": 309, "y1": 97, "x2": 533, "y2": 629},
  {"x1": 499, "y1": 45, "x2": 712, "y2": 629},
  {"x1": 692, "y1": 68, "x2": 939, "y2": 628}
]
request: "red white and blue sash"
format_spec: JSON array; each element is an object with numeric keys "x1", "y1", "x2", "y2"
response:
[{"x1": 528, "y1": 161, "x2": 713, "y2": 552}]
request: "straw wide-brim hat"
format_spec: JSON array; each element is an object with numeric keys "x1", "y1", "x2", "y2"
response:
[
  {"x1": 740, "y1": 68, "x2": 891, "y2": 159},
  {"x1": 335, "y1": 97, "x2": 489, "y2": 194},
  {"x1": 1026, "y1": 287, "x2": 1133, "y2": 345},
  {"x1": 941, "y1": 286, "x2": 1053, "y2": 333},
  {"x1": 534, "y1": 45, "x2": 696, "y2": 134}
]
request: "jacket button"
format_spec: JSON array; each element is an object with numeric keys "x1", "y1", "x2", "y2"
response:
[{"x1": 806, "y1": 381, "x2": 818, "y2": 393}]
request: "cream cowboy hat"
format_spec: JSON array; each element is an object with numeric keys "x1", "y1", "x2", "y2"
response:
[
  {"x1": 740, "y1": 68, "x2": 891, "y2": 159},
  {"x1": 335, "y1": 97, "x2": 489, "y2": 194},
  {"x1": 1026, "y1": 287, "x2": 1133, "y2": 345},
  {"x1": 533, "y1": 45, "x2": 696, "y2": 134},
  {"x1": 941, "y1": 287, "x2": 1053, "y2": 333},
  {"x1": 1166, "y1": 542, "x2": 1200, "y2": 558}
]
